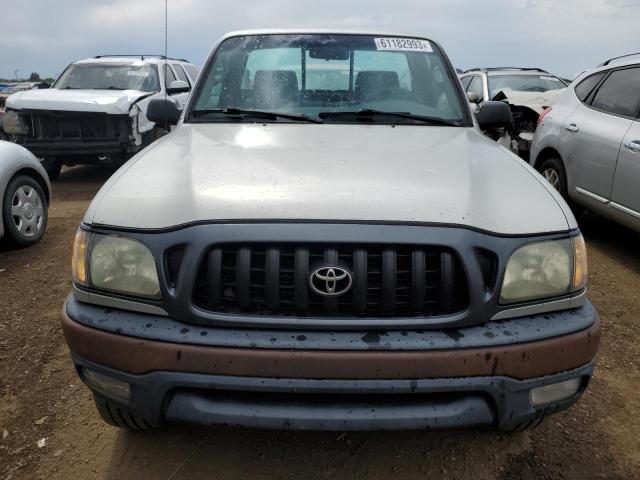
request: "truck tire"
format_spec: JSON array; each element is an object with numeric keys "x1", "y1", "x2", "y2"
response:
[
  {"x1": 502, "y1": 415, "x2": 545, "y2": 433},
  {"x1": 538, "y1": 157, "x2": 568, "y2": 199},
  {"x1": 2, "y1": 175, "x2": 48, "y2": 247},
  {"x1": 41, "y1": 156, "x2": 62, "y2": 180},
  {"x1": 93, "y1": 396, "x2": 156, "y2": 431}
]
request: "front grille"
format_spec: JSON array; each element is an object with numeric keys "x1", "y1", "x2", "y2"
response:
[
  {"x1": 18, "y1": 110, "x2": 127, "y2": 140},
  {"x1": 192, "y1": 244, "x2": 468, "y2": 318}
]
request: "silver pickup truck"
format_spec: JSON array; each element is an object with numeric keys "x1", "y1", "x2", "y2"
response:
[{"x1": 62, "y1": 30, "x2": 599, "y2": 433}]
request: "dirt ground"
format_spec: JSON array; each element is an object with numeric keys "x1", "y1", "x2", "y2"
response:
[{"x1": 1, "y1": 165, "x2": 639, "y2": 480}]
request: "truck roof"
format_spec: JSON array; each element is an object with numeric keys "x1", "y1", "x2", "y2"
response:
[
  {"x1": 74, "y1": 56, "x2": 195, "y2": 66},
  {"x1": 220, "y1": 29, "x2": 433, "y2": 40}
]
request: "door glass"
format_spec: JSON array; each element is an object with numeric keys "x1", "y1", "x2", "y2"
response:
[
  {"x1": 591, "y1": 68, "x2": 640, "y2": 117},
  {"x1": 164, "y1": 64, "x2": 177, "y2": 87},
  {"x1": 467, "y1": 76, "x2": 483, "y2": 99},
  {"x1": 575, "y1": 72, "x2": 606, "y2": 102},
  {"x1": 173, "y1": 64, "x2": 190, "y2": 85},
  {"x1": 460, "y1": 76, "x2": 472, "y2": 90}
]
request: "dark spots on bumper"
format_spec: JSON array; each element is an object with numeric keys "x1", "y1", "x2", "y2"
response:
[{"x1": 445, "y1": 330, "x2": 465, "y2": 342}]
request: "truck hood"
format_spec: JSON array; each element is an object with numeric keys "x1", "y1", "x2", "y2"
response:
[
  {"x1": 6, "y1": 88, "x2": 151, "y2": 114},
  {"x1": 85, "y1": 123, "x2": 574, "y2": 235}
]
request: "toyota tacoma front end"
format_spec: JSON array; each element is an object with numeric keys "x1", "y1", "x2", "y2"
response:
[{"x1": 62, "y1": 30, "x2": 599, "y2": 432}]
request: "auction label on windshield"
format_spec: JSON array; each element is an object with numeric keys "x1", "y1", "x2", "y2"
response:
[{"x1": 374, "y1": 38, "x2": 433, "y2": 52}]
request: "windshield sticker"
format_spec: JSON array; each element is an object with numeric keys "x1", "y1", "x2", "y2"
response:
[
  {"x1": 127, "y1": 71, "x2": 150, "y2": 77},
  {"x1": 374, "y1": 38, "x2": 433, "y2": 52}
]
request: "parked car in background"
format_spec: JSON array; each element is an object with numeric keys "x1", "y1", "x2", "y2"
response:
[
  {"x1": 63, "y1": 30, "x2": 598, "y2": 433},
  {"x1": 2, "y1": 55, "x2": 199, "y2": 180},
  {"x1": 0, "y1": 82, "x2": 49, "y2": 139},
  {"x1": 531, "y1": 53, "x2": 640, "y2": 233},
  {"x1": 0, "y1": 140, "x2": 50, "y2": 246},
  {"x1": 460, "y1": 68, "x2": 568, "y2": 158}
]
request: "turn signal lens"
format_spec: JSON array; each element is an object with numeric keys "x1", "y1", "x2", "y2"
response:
[
  {"x1": 573, "y1": 234, "x2": 588, "y2": 291},
  {"x1": 72, "y1": 228, "x2": 89, "y2": 286}
]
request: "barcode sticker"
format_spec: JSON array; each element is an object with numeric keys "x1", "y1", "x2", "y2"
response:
[{"x1": 375, "y1": 38, "x2": 433, "y2": 52}]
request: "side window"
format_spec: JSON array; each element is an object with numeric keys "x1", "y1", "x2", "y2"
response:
[
  {"x1": 590, "y1": 67, "x2": 640, "y2": 117},
  {"x1": 163, "y1": 64, "x2": 177, "y2": 88},
  {"x1": 575, "y1": 72, "x2": 606, "y2": 102},
  {"x1": 460, "y1": 76, "x2": 472, "y2": 90},
  {"x1": 184, "y1": 65, "x2": 200, "y2": 83},
  {"x1": 466, "y1": 76, "x2": 483, "y2": 99},
  {"x1": 173, "y1": 64, "x2": 190, "y2": 85}
]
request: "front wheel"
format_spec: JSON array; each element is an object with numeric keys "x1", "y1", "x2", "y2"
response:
[
  {"x1": 41, "y1": 156, "x2": 62, "y2": 180},
  {"x1": 2, "y1": 175, "x2": 48, "y2": 246},
  {"x1": 538, "y1": 157, "x2": 568, "y2": 199}
]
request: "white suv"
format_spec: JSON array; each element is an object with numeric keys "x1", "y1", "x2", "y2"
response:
[
  {"x1": 2, "y1": 55, "x2": 200, "y2": 179},
  {"x1": 531, "y1": 53, "x2": 640, "y2": 233}
]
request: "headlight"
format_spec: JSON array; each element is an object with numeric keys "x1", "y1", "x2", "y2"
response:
[
  {"x1": 2, "y1": 110, "x2": 27, "y2": 135},
  {"x1": 500, "y1": 235, "x2": 587, "y2": 304},
  {"x1": 71, "y1": 229, "x2": 161, "y2": 299}
]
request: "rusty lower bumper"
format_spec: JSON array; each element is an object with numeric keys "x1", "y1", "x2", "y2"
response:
[
  {"x1": 62, "y1": 307, "x2": 599, "y2": 380},
  {"x1": 62, "y1": 296, "x2": 600, "y2": 431}
]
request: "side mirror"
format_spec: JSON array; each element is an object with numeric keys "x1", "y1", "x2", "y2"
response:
[
  {"x1": 146, "y1": 98, "x2": 181, "y2": 126},
  {"x1": 466, "y1": 92, "x2": 480, "y2": 104},
  {"x1": 166, "y1": 80, "x2": 190, "y2": 95},
  {"x1": 475, "y1": 100, "x2": 513, "y2": 131}
]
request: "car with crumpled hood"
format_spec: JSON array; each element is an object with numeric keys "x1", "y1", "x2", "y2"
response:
[
  {"x1": 2, "y1": 55, "x2": 199, "y2": 180},
  {"x1": 62, "y1": 30, "x2": 599, "y2": 433},
  {"x1": 460, "y1": 68, "x2": 567, "y2": 158}
]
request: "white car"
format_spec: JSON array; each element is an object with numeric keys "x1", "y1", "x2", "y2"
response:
[
  {"x1": 2, "y1": 55, "x2": 200, "y2": 179},
  {"x1": 0, "y1": 140, "x2": 50, "y2": 246},
  {"x1": 460, "y1": 68, "x2": 567, "y2": 158},
  {"x1": 530, "y1": 53, "x2": 640, "y2": 233}
]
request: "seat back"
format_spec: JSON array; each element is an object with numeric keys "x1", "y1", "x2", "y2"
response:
[
  {"x1": 355, "y1": 71, "x2": 400, "y2": 100},
  {"x1": 253, "y1": 70, "x2": 299, "y2": 108}
]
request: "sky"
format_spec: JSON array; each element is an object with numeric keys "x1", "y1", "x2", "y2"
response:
[{"x1": 2, "y1": 0, "x2": 640, "y2": 80}]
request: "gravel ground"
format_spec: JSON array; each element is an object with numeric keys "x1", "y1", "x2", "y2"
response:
[{"x1": 0, "y1": 165, "x2": 639, "y2": 480}]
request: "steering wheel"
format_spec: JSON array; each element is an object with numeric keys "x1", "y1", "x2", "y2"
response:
[{"x1": 367, "y1": 87, "x2": 422, "y2": 103}]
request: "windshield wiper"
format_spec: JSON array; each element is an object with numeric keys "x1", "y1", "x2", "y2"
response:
[
  {"x1": 191, "y1": 108, "x2": 322, "y2": 124},
  {"x1": 319, "y1": 109, "x2": 460, "y2": 126}
]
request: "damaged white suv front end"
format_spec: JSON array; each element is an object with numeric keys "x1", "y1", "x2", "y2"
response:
[{"x1": 2, "y1": 56, "x2": 199, "y2": 179}]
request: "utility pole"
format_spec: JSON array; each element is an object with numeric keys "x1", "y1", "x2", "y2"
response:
[{"x1": 14, "y1": 69, "x2": 19, "y2": 81}]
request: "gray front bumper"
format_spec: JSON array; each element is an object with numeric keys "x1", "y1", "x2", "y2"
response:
[{"x1": 72, "y1": 353, "x2": 594, "y2": 431}]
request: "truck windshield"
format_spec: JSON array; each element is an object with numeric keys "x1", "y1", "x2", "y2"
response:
[
  {"x1": 489, "y1": 74, "x2": 567, "y2": 98},
  {"x1": 54, "y1": 63, "x2": 160, "y2": 92},
  {"x1": 189, "y1": 34, "x2": 467, "y2": 124}
]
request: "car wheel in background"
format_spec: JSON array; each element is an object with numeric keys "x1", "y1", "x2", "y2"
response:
[
  {"x1": 539, "y1": 157, "x2": 568, "y2": 199},
  {"x1": 41, "y1": 156, "x2": 62, "y2": 180},
  {"x1": 2, "y1": 175, "x2": 48, "y2": 246}
]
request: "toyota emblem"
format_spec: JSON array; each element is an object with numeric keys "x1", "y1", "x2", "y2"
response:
[{"x1": 309, "y1": 266, "x2": 353, "y2": 297}]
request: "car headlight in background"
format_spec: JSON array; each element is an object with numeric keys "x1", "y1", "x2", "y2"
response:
[
  {"x1": 72, "y1": 229, "x2": 161, "y2": 299},
  {"x1": 500, "y1": 235, "x2": 587, "y2": 304},
  {"x1": 1, "y1": 110, "x2": 28, "y2": 135}
]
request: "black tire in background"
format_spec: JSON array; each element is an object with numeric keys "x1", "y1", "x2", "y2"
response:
[
  {"x1": 41, "y1": 156, "x2": 62, "y2": 180},
  {"x1": 538, "y1": 157, "x2": 568, "y2": 199},
  {"x1": 2, "y1": 175, "x2": 48, "y2": 247}
]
